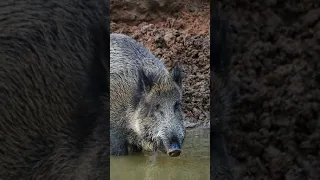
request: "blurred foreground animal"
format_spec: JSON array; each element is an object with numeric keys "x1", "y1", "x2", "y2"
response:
[{"x1": 0, "y1": 0, "x2": 110, "y2": 179}]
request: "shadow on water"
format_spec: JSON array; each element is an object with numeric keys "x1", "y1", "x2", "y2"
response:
[{"x1": 110, "y1": 128, "x2": 210, "y2": 180}]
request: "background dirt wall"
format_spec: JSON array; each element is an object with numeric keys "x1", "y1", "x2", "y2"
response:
[{"x1": 220, "y1": 0, "x2": 320, "y2": 179}]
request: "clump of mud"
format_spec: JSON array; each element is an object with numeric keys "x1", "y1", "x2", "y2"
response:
[{"x1": 221, "y1": 0, "x2": 320, "y2": 179}]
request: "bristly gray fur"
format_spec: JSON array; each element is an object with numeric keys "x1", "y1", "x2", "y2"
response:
[
  {"x1": 110, "y1": 33, "x2": 185, "y2": 156},
  {"x1": 0, "y1": 0, "x2": 110, "y2": 179}
]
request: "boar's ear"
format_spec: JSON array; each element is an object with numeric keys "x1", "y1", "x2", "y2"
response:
[
  {"x1": 138, "y1": 69, "x2": 156, "y2": 93},
  {"x1": 171, "y1": 65, "x2": 183, "y2": 87}
]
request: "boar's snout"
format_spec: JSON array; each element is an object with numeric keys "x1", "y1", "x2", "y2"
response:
[
  {"x1": 157, "y1": 135, "x2": 183, "y2": 157},
  {"x1": 168, "y1": 142, "x2": 181, "y2": 157}
]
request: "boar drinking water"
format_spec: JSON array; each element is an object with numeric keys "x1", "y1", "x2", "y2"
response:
[{"x1": 110, "y1": 33, "x2": 185, "y2": 157}]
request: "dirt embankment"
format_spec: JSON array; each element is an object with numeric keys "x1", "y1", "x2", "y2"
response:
[
  {"x1": 220, "y1": 1, "x2": 320, "y2": 179},
  {"x1": 110, "y1": 0, "x2": 211, "y2": 128}
]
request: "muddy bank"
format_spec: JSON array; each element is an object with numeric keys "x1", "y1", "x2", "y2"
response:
[{"x1": 220, "y1": 1, "x2": 320, "y2": 179}]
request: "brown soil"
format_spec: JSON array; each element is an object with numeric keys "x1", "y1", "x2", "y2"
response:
[
  {"x1": 220, "y1": 1, "x2": 320, "y2": 180},
  {"x1": 111, "y1": 0, "x2": 211, "y2": 127}
]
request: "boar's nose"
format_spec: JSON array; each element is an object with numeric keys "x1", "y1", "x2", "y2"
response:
[
  {"x1": 168, "y1": 142, "x2": 181, "y2": 157},
  {"x1": 168, "y1": 137, "x2": 181, "y2": 157}
]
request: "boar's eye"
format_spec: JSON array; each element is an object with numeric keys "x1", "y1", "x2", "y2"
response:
[
  {"x1": 154, "y1": 104, "x2": 164, "y2": 116},
  {"x1": 155, "y1": 104, "x2": 160, "y2": 111},
  {"x1": 174, "y1": 101, "x2": 181, "y2": 111}
]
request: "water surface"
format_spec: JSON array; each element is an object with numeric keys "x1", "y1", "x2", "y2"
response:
[{"x1": 110, "y1": 128, "x2": 210, "y2": 180}]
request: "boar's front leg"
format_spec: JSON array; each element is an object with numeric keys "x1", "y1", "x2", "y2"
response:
[{"x1": 110, "y1": 127, "x2": 128, "y2": 156}]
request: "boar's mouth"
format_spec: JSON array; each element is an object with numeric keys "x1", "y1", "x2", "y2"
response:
[{"x1": 154, "y1": 137, "x2": 182, "y2": 157}]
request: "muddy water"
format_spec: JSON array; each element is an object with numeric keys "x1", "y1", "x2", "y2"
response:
[{"x1": 110, "y1": 128, "x2": 210, "y2": 180}]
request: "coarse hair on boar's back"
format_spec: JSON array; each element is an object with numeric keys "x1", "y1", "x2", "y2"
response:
[
  {"x1": 0, "y1": 0, "x2": 110, "y2": 179},
  {"x1": 110, "y1": 33, "x2": 185, "y2": 158},
  {"x1": 210, "y1": 2, "x2": 235, "y2": 180}
]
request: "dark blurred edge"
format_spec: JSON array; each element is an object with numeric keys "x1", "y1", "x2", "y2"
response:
[{"x1": 210, "y1": 0, "x2": 234, "y2": 180}]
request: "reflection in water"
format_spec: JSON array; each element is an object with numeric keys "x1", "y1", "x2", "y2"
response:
[{"x1": 110, "y1": 128, "x2": 210, "y2": 180}]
